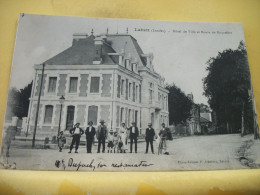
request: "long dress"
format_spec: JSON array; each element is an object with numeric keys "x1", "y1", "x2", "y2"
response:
[{"x1": 119, "y1": 127, "x2": 128, "y2": 151}]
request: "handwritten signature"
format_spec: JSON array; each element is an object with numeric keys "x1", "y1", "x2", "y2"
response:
[{"x1": 55, "y1": 158, "x2": 154, "y2": 171}]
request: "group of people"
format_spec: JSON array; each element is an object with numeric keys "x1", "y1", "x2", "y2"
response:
[{"x1": 57, "y1": 119, "x2": 172, "y2": 155}]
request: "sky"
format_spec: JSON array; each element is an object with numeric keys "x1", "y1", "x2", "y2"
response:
[{"x1": 9, "y1": 14, "x2": 246, "y2": 105}]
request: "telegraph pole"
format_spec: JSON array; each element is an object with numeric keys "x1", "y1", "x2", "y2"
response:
[{"x1": 32, "y1": 63, "x2": 45, "y2": 147}]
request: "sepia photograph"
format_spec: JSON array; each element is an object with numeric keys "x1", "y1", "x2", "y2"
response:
[{"x1": 0, "y1": 14, "x2": 259, "y2": 171}]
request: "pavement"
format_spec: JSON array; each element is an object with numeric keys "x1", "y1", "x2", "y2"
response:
[{"x1": 2, "y1": 134, "x2": 259, "y2": 171}]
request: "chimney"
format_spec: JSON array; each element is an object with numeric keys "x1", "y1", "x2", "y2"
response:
[{"x1": 93, "y1": 37, "x2": 103, "y2": 64}]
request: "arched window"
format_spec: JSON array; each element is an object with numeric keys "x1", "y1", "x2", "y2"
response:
[{"x1": 44, "y1": 105, "x2": 53, "y2": 124}]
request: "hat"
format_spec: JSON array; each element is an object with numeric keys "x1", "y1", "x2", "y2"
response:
[
  {"x1": 109, "y1": 129, "x2": 113, "y2": 133},
  {"x1": 131, "y1": 122, "x2": 136, "y2": 124},
  {"x1": 74, "y1": 123, "x2": 80, "y2": 127},
  {"x1": 100, "y1": 119, "x2": 105, "y2": 123},
  {"x1": 148, "y1": 123, "x2": 152, "y2": 126},
  {"x1": 88, "y1": 121, "x2": 93, "y2": 125}
]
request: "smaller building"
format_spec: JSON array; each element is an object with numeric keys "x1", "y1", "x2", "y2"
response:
[
  {"x1": 200, "y1": 112, "x2": 212, "y2": 134},
  {"x1": 186, "y1": 93, "x2": 201, "y2": 135}
]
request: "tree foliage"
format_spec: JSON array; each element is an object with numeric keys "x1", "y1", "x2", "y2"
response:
[
  {"x1": 203, "y1": 41, "x2": 253, "y2": 133},
  {"x1": 6, "y1": 81, "x2": 33, "y2": 119},
  {"x1": 166, "y1": 84, "x2": 193, "y2": 125}
]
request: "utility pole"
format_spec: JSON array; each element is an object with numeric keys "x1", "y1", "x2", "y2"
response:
[{"x1": 32, "y1": 63, "x2": 45, "y2": 147}]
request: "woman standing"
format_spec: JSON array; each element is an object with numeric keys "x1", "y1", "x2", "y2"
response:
[{"x1": 119, "y1": 122, "x2": 128, "y2": 153}]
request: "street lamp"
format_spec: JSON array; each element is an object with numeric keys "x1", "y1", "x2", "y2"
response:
[{"x1": 58, "y1": 95, "x2": 65, "y2": 135}]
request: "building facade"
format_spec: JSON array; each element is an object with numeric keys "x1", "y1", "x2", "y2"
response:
[
  {"x1": 186, "y1": 94, "x2": 201, "y2": 135},
  {"x1": 27, "y1": 32, "x2": 169, "y2": 137}
]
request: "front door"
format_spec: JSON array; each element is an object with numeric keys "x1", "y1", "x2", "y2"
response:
[{"x1": 66, "y1": 106, "x2": 75, "y2": 130}]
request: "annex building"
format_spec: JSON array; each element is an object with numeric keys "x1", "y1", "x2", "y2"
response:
[{"x1": 27, "y1": 32, "x2": 169, "y2": 137}]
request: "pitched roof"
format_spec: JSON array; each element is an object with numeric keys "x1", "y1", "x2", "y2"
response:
[
  {"x1": 44, "y1": 33, "x2": 147, "y2": 66},
  {"x1": 200, "y1": 116, "x2": 211, "y2": 123},
  {"x1": 44, "y1": 35, "x2": 118, "y2": 65}
]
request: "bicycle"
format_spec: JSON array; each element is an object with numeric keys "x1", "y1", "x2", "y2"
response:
[{"x1": 158, "y1": 136, "x2": 167, "y2": 155}]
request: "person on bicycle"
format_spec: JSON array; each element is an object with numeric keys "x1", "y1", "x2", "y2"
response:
[{"x1": 159, "y1": 123, "x2": 170, "y2": 155}]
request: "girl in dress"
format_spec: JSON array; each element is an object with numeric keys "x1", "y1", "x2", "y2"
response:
[{"x1": 107, "y1": 129, "x2": 114, "y2": 153}]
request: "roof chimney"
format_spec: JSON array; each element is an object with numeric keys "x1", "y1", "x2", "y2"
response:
[{"x1": 93, "y1": 37, "x2": 103, "y2": 64}]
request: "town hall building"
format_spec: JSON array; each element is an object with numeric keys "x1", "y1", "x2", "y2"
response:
[{"x1": 27, "y1": 31, "x2": 169, "y2": 137}]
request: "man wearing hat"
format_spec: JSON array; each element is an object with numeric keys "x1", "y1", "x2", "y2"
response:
[
  {"x1": 145, "y1": 123, "x2": 155, "y2": 154},
  {"x1": 68, "y1": 123, "x2": 84, "y2": 153},
  {"x1": 96, "y1": 119, "x2": 108, "y2": 153},
  {"x1": 85, "y1": 121, "x2": 96, "y2": 153},
  {"x1": 128, "y1": 122, "x2": 139, "y2": 153}
]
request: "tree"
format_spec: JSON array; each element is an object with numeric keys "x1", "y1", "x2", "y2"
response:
[
  {"x1": 166, "y1": 84, "x2": 193, "y2": 125},
  {"x1": 15, "y1": 81, "x2": 33, "y2": 118},
  {"x1": 6, "y1": 81, "x2": 33, "y2": 119},
  {"x1": 203, "y1": 41, "x2": 253, "y2": 134},
  {"x1": 5, "y1": 88, "x2": 20, "y2": 120}
]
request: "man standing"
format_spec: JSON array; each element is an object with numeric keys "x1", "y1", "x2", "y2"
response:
[
  {"x1": 96, "y1": 119, "x2": 108, "y2": 153},
  {"x1": 159, "y1": 123, "x2": 171, "y2": 155},
  {"x1": 85, "y1": 121, "x2": 96, "y2": 153},
  {"x1": 145, "y1": 123, "x2": 155, "y2": 154},
  {"x1": 128, "y1": 122, "x2": 139, "y2": 153},
  {"x1": 68, "y1": 123, "x2": 84, "y2": 153}
]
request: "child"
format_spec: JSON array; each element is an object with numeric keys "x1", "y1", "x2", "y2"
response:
[
  {"x1": 57, "y1": 131, "x2": 66, "y2": 152},
  {"x1": 107, "y1": 130, "x2": 114, "y2": 153}
]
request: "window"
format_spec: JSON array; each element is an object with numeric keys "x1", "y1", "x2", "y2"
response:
[
  {"x1": 129, "y1": 83, "x2": 132, "y2": 98},
  {"x1": 125, "y1": 59, "x2": 130, "y2": 69},
  {"x1": 88, "y1": 105, "x2": 98, "y2": 125},
  {"x1": 90, "y1": 77, "x2": 100, "y2": 93},
  {"x1": 131, "y1": 64, "x2": 134, "y2": 71},
  {"x1": 48, "y1": 77, "x2": 57, "y2": 93},
  {"x1": 69, "y1": 77, "x2": 78, "y2": 93},
  {"x1": 136, "y1": 85, "x2": 138, "y2": 101},
  {"x1": 149, "y1": 89, "x2": 153, "y2": 104},
  {"x1": 121, "y1": 79, "x2": 125, "y2": 95},
  {"x1": 66, "y1": 106, "x2": 75, "y2": 129},
  {"x1": 44, "y1": 105, "x2": 53, "y2": 124},
  {"x1": 120, "y1": 108, "x2": 124, "y2": 123}
]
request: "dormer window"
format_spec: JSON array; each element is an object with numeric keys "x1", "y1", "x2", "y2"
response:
[{"x1": 125, "y1": 59, "x2": 130, "y2": 69}]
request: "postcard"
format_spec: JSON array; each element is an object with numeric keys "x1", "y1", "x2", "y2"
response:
[{"x1": 0, "y1": 14, "x2": 259, "y2": 171}]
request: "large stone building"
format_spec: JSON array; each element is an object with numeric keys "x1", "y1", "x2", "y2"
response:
[{"x1": 27, "y1": 32, "x2": 169, "y2": 137}]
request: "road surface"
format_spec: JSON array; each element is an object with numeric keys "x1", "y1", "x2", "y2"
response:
[{"x1": 2, "y1": 134, "x2": 258, "y2": 171}]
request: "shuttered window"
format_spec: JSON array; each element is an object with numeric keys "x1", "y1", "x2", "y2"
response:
[
  {"x1": 69, "y1": 77, "x2": 78, "y2": 93},
  {"x1": 48, "y1": 77, "x2": 57, "y2": 93},
  {"x1": 90, "y1": 77, "x2": 100, "y2": 93},
  {"x1": 44, "y1": 105, "x2": 53, "y2": 124}
]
